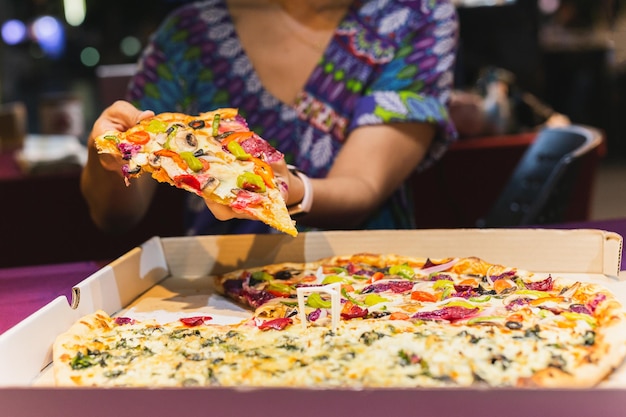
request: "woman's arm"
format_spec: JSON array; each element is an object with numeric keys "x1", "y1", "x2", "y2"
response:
[
  {"x1": 81, "y1": 100, "x2": 433, "y2": 232},
  {"x1": 281, "y1": 121, "x2": 435, "y2": 229},
  {"x1": 80, "y1": 101, "x2": 157, "y2": 233}
]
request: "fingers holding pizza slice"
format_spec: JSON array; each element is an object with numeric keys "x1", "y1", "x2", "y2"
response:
[{"x1": 94, "y1": 108, "x2": 297, "y2": 236}]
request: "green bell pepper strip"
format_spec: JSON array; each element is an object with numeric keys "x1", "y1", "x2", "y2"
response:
[
  {"x1": 341, "y1": 287, "x2": 365, "y2": 306},
  {"x1": 440, "y1": 287, "x2": 453, "y2": 300},
  {"x1": 388, "y1": 264, "x2": 415, "y2": 279},
  {"x1": 179, "y1": 151, "x2": 203, "y2": 172},
  {"x1": 432, "y1": 279, "x2": 454, "y2": 290},
  {"x1": 352, "y1": 274, "x2": 370, "y2": 281},
  {"x1": 306, "y1": 292, "x2": 332, "y2": 309},
  {"x1": 515, "y1": 289, "x2": 550, "y2": 298},
  {"x1": 279, "y1": 301, "x2": 298, "y2": 307},
  {"x1": 469, "y1": 295, "x2": 492, "y2": 303},
  {"x1": 444, "y1": 300, "x2": 479, "y2": 310},
  {"x1": 364, "y1": 293, "x2": 389, "y2": 306},
  {"x1": 227, "y1": 141, "x2": 251, "y2": 160},
  {"x1": 146, "y1": 118, "x2": 168, "y2": 133},
  {"x1": 561, "y1": 311, "x2": 597, "y2": 327},
  {"x1": 267, "y1": 282, "x2": 294, "y2": 296},
  {"x1": 237, "y1": 172, "x2": 267, "y2": 193},
  {"x1": 251, "y1": 271, "x2": 273, "y2": 282},
  {"x1": 212, "y1": 113, "x2": 221, "y2": 137},
  {"x1": 104, "y1": 134, "x2": 120, "y2": 144},
  {"x1": 163, "y1": 125, "x2": 178, "y2": 150},
  {"x1": 466, "y1": 316, "x2": 505, "y2": 325},
  {"x1": 321, "y1": 275, "x2": 346, "y2": 285}
]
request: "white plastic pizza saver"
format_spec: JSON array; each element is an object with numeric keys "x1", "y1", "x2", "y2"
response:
[{"x1": 296, "y1": 282, "x2": 341, "y2": 331}]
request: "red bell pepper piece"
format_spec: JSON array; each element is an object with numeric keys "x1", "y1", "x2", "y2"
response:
[
  {"x1": 221, "y1": 131, "x2": 255, "y2": 145},
  {"x1": 411, "y1": 290, "x2": 439, "y2": 302},
  {"x1": 258, "y1": 317, "x2": 292, "y2": 331},
  {"x1": 127, "y1": 130, "x2": 151, "y2": 145},
  {"x1": 340, "y1": 301, "x2": 368, "y2": 320},
  {"x1": 155, "y1": 149, "x2": 188, "y2": 170},
  {"x1": 174, "y1": 174, "x2": 202, "y2": 193},
  {"x1": 179, "y1": 316, "x2": 212, "y2": 327}
]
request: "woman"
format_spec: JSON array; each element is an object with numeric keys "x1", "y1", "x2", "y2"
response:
[{"x1": 81, "y1": 0, "x2": 458, "y2": 235}]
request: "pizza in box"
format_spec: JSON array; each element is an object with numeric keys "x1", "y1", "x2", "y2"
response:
[{"x1": 53, "y1": 254, "x2": 626, "y2": 388}]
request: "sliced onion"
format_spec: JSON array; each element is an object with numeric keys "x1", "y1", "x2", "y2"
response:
[
  {"x1": 367, "y1": 277, "x2": 415, "y2": 286},
  {"x1": 154, "y1": 132, "x2": 167, "y2": 145},
  {"x1": 502, "y1": 292, "x2": 539, "y2": 306},
  {"x1": 484, "y1": 266, "x2": 496, "y2": 286},
  {"x1": 418, "y1": 258, "x2": 459, "y2": 275},
  {"x1": 310, "y1": 308, "x2": 328, "y2": 322},
  {"x1": 430, "y1": 296, "x2": 477, "y2": 308},
  {"x1": 200, "y1": 154, "x2": 226, "y2": 164},
  {"x1": 411, "y1": 281, "x2": 433, "y2": 291},
  {"x1": 559, "y1": 281, "x2": 581, "y2": 299},
  {"x1": 475, "y1": 305, "x2": 499, "y2": 317}
]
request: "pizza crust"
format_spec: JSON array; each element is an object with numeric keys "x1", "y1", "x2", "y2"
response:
[
  {"x1": 52, "y1": 310, "x2": 114, "y2": 386},
  {"x1": 518, "y1": 313, "x2": 626, "y2": 388}
]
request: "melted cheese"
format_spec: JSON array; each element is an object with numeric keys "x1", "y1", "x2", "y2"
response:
[{"x1": 55, "y1": 313, "x2": 602, "y2": 388}]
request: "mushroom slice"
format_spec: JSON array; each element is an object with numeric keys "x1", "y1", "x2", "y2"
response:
[
  {"x1": 174, "y1": 130, "x2": 199, "y2": 152},
  {"x1": 148, "y1": 153, "x2": 161, "y2": 167}
]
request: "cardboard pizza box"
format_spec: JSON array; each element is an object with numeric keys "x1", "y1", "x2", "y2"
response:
[{"x1": 0, "y1": 229, "x2": 625, "y2": 417}]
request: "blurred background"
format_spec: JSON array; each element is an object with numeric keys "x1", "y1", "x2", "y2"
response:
[
  {"x1": 0, "y1": 0, "x2": 176, "y2": 137},
  {"x1": 0, "y1": 0, "x2": 625, "y2": 267},
  {"x1": 0, "y1": 0, "x2": 624, "y2": 155}
]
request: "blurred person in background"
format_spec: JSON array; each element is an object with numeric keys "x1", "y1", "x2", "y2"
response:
[{"x1": 449, "y1": 67, "x2": 571, "y2": 139}]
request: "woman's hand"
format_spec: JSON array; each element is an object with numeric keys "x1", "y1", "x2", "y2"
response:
[
  {"x1": 83, "y1": 101, "x2": 300, "y2": 228},
  {"x1": 271, "y1": 158, "x2": 303, "y2": 207},
  {"x1": 88, "y1": 100, "x2": 155, "y2": 173},
  {"x1": 81, "y1": 101, "x2": 157, "y2": 233},
  {"x1": 205, "y1": 157, "x2": 298, "y2": 221},
  {"x1": 91, "y1": 100, "x2": 154, "y2": 137}
]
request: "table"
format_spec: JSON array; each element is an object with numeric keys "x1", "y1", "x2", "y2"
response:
[{"x1": 0, "y1": 260, "x2": 105, "y2": 334}]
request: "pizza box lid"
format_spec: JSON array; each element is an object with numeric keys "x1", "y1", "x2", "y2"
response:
[{"x1": 0, "y1": 228, "x2": 625, "y2": 417}]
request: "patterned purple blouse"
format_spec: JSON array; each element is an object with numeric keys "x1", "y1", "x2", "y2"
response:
[{"x1": 127, "y1": 0, "x2": 458, "y2": 235}]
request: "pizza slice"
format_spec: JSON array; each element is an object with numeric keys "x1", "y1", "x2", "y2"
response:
[
  {"x1": 94, "y1": 108, "x2": 297, "y2": 236},
  {"x1": 212, "y1": 253, "x2": 476, "y2": 322}
]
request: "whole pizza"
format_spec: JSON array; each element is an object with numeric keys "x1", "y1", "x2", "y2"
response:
[{"x1": 53, "y1": 254, "x2": 626, "y2": 388}]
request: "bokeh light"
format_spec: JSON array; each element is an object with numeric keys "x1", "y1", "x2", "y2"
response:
[
  {"x1": 31, "y1": 16, "x2": 66, "y2": 58},
  {"x1": 80, "y1": 46, "x2": 100, "y2": 67},
  {"x1": 1, "y1": 19, "x2": 27, "y2": 45},
  {"x1": 64, "y1": 0, "x2": 87, "y2": 27},
  {"x1": 120, "y1": 36, "x2": 141, "y2": 57},
  {"x1": 539, "y1": 0, "x2": 560, "y2": 14}
]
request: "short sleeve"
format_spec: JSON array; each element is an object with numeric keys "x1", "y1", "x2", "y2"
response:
[
  {"x1": 349, "y1": 1, "x2": 459, "y2": 171},
  {"x1": 126, "y1": 5, "x2": 200, "y2": 114}
]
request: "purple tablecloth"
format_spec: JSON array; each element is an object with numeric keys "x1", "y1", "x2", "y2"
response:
[{"x1": 0, "y1": 261, "x2": 104, "y2": 334}]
